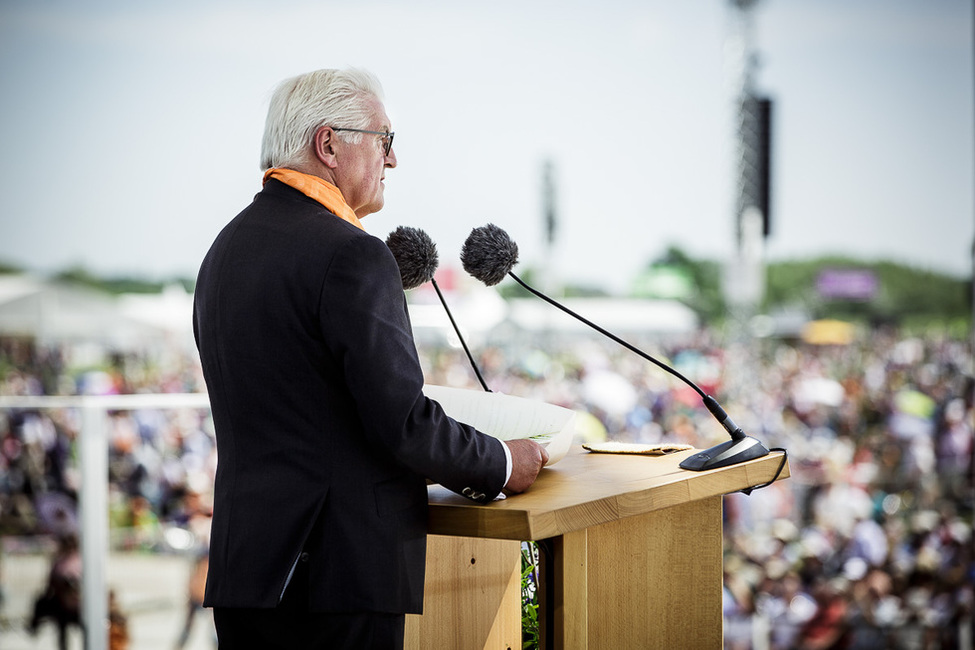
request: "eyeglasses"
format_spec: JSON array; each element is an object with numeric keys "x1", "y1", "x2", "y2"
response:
[{"x1": 332, "y1": 127, "x2": 394, "y2": 156}]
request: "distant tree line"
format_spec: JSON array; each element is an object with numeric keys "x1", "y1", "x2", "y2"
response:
[
  {"x1": 2, "y1": 251, "x2": 971, "y2": 332},
  {"x1": 501, "y1": 246, "x2": 971, "y2": 332},
  {"x1": 763, "y1": 256, "x2": 971, "y2": 330},
  {"x1": 0, "y1": 263, "x2": 195, "y2": 295}
]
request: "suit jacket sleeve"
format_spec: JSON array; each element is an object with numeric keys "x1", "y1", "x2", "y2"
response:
[{"x1": 319, "y1": 231, "x2": 505, "y2": 501}]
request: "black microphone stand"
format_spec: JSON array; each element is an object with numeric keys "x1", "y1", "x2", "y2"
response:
[
  {"x1": 505, "y1": 271, "x2": 771, "y2": 471},
  {"x1": 430, "y1": 278, "x2": 491, "y2": 392}
]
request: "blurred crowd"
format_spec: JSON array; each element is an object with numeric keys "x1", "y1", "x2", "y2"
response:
[
  {"x1": 434, "y1": 326, "x2": 973, "y2": 649},
  {"x1": 0, "y1": 323, "x2": 972, "y2": 649},
  {"x1": 0, "y1": 338, "x2": 211, "y2": 548},
  {"x1": 716, "y1": 331, "x2": 974, "y2": 650}
]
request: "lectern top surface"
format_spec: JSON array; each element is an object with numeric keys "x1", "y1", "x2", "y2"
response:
[{"x1": 426, "y1": 445, "x2": 789, "y2": 541}]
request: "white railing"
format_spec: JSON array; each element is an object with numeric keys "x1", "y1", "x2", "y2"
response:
[{"x1": 0, "y1": 393, "x2": 210, "y2": 650}]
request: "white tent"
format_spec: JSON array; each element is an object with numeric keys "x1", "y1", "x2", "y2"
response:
[
  {"x1": 0, "y1": 275, "x2": 168, "y2": 349},
  {"x1": 504, "y1": 297, "x2": 698, "y2": 337},
  {"x1": 407, "y1": 292, "x2": 698, "y2": 347}
]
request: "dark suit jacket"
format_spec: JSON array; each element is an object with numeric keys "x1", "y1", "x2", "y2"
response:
[{"x1": 193, "y1": 179, "x2": 506, "y2": 614}]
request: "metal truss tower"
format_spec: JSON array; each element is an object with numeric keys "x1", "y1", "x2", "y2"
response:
[{"x1": 725, "y1": 0, "x2": 771, "y2": 311}]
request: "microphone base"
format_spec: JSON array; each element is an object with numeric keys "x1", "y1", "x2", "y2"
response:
[{"x1": 679, "y1": 436, "x2": 770, "y2": 471}]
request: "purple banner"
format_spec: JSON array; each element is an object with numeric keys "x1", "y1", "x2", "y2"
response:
[{"x1": 816, "y1": 269, "x2": 879, "y2": 301}]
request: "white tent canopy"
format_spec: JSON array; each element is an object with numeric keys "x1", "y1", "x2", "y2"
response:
[
  {"x1": 504, "y1": 297, "x2": 698, "y2": 337},
  {"x1": 0, "y1": 275, "x2": 172, "y2": 349},
  {"x1": 408, "y1": 292, "x2": 698, "y2": 346}
]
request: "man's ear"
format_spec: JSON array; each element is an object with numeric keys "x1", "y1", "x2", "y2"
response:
[{"x1": 314, "y1": 126, "x2": 338, "y2": 169}]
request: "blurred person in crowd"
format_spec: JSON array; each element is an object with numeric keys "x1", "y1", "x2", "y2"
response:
[
  {"x1": 936, "y1": 395, "x2": 973, "y2": 502},
  {"x1": 763, "y1": 569, "x2": 816, "y2": 650},
  {"x1": 193, "y1": 67, "x2": 547, "y2": 649},
  {"x1": 843, "y1": 563, "x2": 893, "y2": 649},
  {"x1": 797, "y1": 576, "x2": 852, "y2": 650},
  {"x1": 109, "y1": 589, "x2": 130, "y2": 650},
  {"x1": 119, "y1": 494, "x2": 161, "y2": 551},
  {"x1": 723, "y1": 555, "x2": 759, "y2": 650},
  {"x1": 28, "y1": 532, "x2": 83, "y2": 650},
  {"x1": 174, "y1": 488, "x2": 215, "y2": 649}
]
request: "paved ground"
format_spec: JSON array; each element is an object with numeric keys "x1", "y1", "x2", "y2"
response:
[{"x1": 1, "y1": 550, "x2": 215, "y2": 650}]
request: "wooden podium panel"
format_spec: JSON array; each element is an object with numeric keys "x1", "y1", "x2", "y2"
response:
[
  {"x1": 406, "y1": 446, "x2": 789, "y2": 649},
  {"x1": 405, "y1": 535, "x2": 522, "y2": 650},
  {"x1": 551, "y1": 497, "x2": 723, "y2": 649}
]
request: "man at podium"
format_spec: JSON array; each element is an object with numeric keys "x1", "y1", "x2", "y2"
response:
[{"x1": 193, "y1": 67, "x2": 547, "y2": 649}]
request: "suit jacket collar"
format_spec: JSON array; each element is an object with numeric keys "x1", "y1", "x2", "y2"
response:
[{"x1": 263, "y1": 168, "x2": 364, "y2": 230}]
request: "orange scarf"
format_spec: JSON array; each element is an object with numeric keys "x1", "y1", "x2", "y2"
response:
[{"x1": 263, "y1": 168, "x2": 364, "y2": 231}]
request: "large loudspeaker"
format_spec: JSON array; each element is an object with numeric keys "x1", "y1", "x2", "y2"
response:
[
  {"x1": 740, "y1": 95, "x2": 773, "y2": 238},
  {"x1": 757, "y1": 97, "x2": 772, "y2": 237}
]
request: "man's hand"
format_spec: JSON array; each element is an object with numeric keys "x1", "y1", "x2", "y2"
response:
[{"x1": 503, "y1": 439, "x2": 549, "y2": 494}]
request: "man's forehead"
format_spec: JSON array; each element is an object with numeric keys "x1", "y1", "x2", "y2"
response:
[{"x1": 365, "y1": 96, "x2": 391, "y2": 129}]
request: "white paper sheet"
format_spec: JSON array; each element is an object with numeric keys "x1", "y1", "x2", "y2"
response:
[{"x1": 423, "y1": 384, "x2": 576, "y2": 465}]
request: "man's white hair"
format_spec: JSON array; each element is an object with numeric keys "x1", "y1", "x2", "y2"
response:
[{"x1": 259, "y1": 68, "x2": 384, "y2": 170}]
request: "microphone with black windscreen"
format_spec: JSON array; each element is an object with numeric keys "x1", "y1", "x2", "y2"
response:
[
  {"x1": 385, "y1": 226, "x2": 491, "y2": 392},
  {"x1": 461, "y1": 223, "x2": 781, "y2": 475}
]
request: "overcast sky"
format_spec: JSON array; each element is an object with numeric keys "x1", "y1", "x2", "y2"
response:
[{"x1": 0, "y1": 0, "x2": 971, "y2": 294}]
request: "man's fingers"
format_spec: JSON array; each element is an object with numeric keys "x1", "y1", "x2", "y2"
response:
[{"x1": 503, "y1": 439, "x2": 548, "y2": 494}]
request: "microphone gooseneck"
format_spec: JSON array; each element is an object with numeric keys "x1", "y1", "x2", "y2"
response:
[
  {"x1": 461, "y1": 224, "x2": 774, "y2": 472},
  {"x1": 386, "y1": 227, "x2": 491, "y2": 392},
  {"x1": 460, "y1": 224, "x2": 712, "y2": 407},
  {"x1": 428, "y1": 276, "x2": 491, "y2": 392}
]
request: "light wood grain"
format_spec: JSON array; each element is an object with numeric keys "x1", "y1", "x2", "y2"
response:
[
  {"x1": 427, "y1": 446, "x2": 789, "y2": 540},
  {"x1": 552, "y1": 529, "x2": 589, "y2": 649},
  {"x1": 584, "y1": 497, "x2": 723, "y2": 649},
  {"x1": 405, "y1": 535, "x2": 521, "y2": 650}
]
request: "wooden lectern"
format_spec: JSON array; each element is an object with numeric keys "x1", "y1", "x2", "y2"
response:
[{"x1": 405, "y1": 445, "x2": 789, "y2": 649}]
